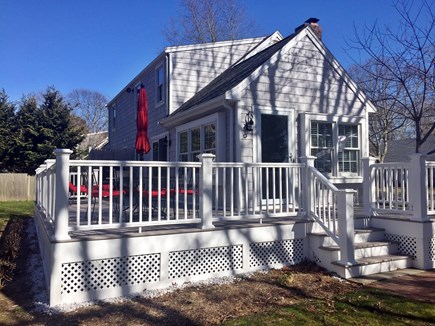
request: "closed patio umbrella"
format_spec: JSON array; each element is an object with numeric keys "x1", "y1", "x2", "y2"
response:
[{"x1": 135, "y1": 87, "x2": 150, "y2": 159}]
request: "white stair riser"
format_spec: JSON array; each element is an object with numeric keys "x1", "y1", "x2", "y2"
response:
[
  {"x1": 354, "y1": 231, "x2": 385, "y2": 243},
  {"x1": 354, "y1": 244, "x2": 398, "y2": 259},
  {"x1": 343, "y1": 258, "x2": 412, "y2": 278}
]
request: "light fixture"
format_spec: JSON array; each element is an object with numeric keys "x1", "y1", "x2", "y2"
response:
[{"x1": 244, "y1": 111, "x2": 254, "y2": 132}]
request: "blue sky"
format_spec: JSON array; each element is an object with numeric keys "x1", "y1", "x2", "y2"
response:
[{"x1": 0, "y1": 0, "x2": 401, "y2": 103}]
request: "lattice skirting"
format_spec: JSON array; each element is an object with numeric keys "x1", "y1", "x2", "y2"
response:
[
  {"x1": 250, "y1": 239, "x2": 305, "y2": 267},
  {"x1": 61, "y1": 254, "x2": 160, "y2": 295},
  {"x1": 385, "y1": 233, "x2": 417, "y2": 259},
  {"x1": 430, "y1": 238, "x2": 435, "y2": 261},
  {"x1": 60, "y1": 238, "x2": 305, "y2": 299}
]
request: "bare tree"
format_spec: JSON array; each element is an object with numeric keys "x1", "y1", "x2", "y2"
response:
[
  {"x1": 163, "y1": 0, "x2": 256, "y2": 45},
  {"x1": 349, "y1": 62, "x2": 409, "y2": 161},
  {"x1": 350, "y1": 0, "x2": 434, "y2": 153},
  {"x1": 67, "y1": 89, "x2": 108, "y2": 134}
]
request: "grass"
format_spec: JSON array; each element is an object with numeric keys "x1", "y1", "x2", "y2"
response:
[
  {"x1": 0, "y1": 201, "x2": 35, "y2": 230},
  {"x1": 224, "y1": 288, "x2": 435, "y2": 325}
]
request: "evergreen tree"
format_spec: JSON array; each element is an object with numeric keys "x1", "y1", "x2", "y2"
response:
[
  {"x1": 0, "y1": 90, "x2": 17, "y2": 172},
  {"x1": 15, "y1": 88, "x2": 86, "y2": 174}
]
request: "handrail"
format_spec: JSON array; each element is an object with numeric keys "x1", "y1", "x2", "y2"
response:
[{"x1": 307, "y1": 165, "x2": 356, "y2": 265}]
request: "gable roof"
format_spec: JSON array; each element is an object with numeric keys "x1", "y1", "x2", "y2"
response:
[{"x1": 169, "y1": 32, "x2": 297, "y2": 117}]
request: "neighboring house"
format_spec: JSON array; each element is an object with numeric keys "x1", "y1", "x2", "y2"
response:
[
  {"x1": 383, "y1": 136, "x2": 435, "y2": 162},
  {"x1": 77, "y1": 131, "x2": 108, "y2": 159},
  {"x1": 107, "y1": 18, "x2": 376, "y2": 189}
]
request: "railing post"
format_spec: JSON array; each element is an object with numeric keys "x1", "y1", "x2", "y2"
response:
[
  {"x1": 362, "y1": 157, "x2": 377, "y2": 217},
  {"x1": 337, "y1": 189, "x2": 357, "y2": 265},
  {"x1": 53, "y1": 149, "x2": 72, "y2": 241},
  {"x1": 198, "y1": 153, "x2": 215, "y2": 229},
  {"x1": 409, "y1": 153, "x2": 428, "y2": 221},
  {"x1": 300, "y1": 156, "x2": 316, "y2": 217}
]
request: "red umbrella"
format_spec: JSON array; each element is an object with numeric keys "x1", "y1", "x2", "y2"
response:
[{"x1": 135, "y1": 87, "x2": 150, "y2": 158}]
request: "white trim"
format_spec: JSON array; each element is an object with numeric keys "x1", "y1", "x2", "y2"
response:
[
  {"x1": 301, "y1": 112, "x2": 364, "y2": 178},
  {"x1": 155, "y1": 63, "x2": 166, "y2": 107},
  {"x1": 164, "y1": 35, "x2": 272, "y2": 53}
]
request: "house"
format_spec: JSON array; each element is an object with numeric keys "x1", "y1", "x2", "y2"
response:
[
  {"x1": 383, "y1": 136, "x2": 435, "y2": 162},
  {"x1": 34, "y1": 18, "x2": 434, "y2": 307},
  {"x1": 106, "y1": 18, "x2": 375, "y2": 195}
]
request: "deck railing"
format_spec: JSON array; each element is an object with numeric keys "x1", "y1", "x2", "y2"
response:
[
  {"x1": 211, "y1": 162, "x2": 303, "y2": 220},
  {"x1": 363, "y1": 154, "x2": 433, "y2": 220}
]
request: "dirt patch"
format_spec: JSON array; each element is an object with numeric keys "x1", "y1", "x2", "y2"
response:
[{"x1": 0, "y1": 217, "x2": 361, "y2": 325}]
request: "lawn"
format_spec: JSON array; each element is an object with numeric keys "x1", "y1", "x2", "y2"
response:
[
  {"x1": 225, "y1": 288, "x2": 435, "y2": 325},
  {"x1": 0, "y1": 201, "x2": 34, "y2": 231}
]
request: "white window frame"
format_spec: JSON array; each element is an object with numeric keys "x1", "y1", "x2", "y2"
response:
[
  {"x1": 175, "y1": 113, "x2": 223, "y2": 162},
  {"x1": 155, "y1": 64, "x2": 165, "y2": 106},
  {"x1": 301, "y1": 113, "x2": 363, "y2": 182}
]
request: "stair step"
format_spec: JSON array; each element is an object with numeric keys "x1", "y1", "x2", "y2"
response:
[
  {"x1": 331, "y1": 254, "x2": 412, "y2": 278},
  {"x1": 320, "y1": 241, "x2": 393, "y2": 251},
  {"x1": 332, "y1": 254, "x2": 410, "y2": 267}
]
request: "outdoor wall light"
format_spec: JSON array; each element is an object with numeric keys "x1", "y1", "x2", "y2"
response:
[
  {"x1": 244, "y1": 111, "x2": 254, "y2": 132},
  {"x1": 242, "y1": 111, "x2": 254, "y2": 138}
]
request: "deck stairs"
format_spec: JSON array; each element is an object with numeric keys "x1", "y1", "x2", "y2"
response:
[{"x1": 308, "y1": 216, "x2": 413, "y2": 279}]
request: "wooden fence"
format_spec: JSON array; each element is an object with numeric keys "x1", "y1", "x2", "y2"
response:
[{"x1": 0, "y1": 173, "x2": 35, "y2": 201}]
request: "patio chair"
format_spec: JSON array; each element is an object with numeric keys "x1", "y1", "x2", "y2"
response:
[{"x1": 69, "y1": 182, "x2": 88, "y2": 197}]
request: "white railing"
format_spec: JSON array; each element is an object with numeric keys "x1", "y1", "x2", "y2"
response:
[
  {"x1": 211, "y1": 162, "x2": 303, "y2": 220},
  {"x1": 35, "y1": 151, "x2": 308, "y2": 240},
  {"x1": 370, "y1": 162, "x2": 411, "y2": 213},
  {"x1": 305, "y1": 159, "x2": 356, "y2": 265},
  {"x1": 67, "y1": 160, "x2": 202, "y2": 231},
  {"x1": 363, "y1": 154, "x2": 432, "y2": 220}
]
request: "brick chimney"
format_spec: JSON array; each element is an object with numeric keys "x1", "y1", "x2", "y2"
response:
[{"x1": 295, "y1": 18, "x2": 322, "y2": 40}]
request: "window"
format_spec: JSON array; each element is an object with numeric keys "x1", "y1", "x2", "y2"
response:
[
  {"x1": 338, "y1": 124, "x2": 359, "y2": 173},
  {"x1": 152, "y1": 137, "x2": 168, "y2": 161},
  {"x1": 178, "y1": 123, "x2": 216, "y2": 161},
  {"x1": 156, "y1": 66, "x2": 165, "y2": 104},
  {"x1": 310, "y1": 121, "x2": 360, "y2": 175},
  {"x1": 112, "y1": 107, "x2": 116, "y2": 130},
  {"x1": 311, "y1": 122, "x2": 333, "y2": 173}
]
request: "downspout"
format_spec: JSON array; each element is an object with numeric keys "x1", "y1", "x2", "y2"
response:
[{"x1": 223, "y1": 100, "x2": 235, "y2": 162}]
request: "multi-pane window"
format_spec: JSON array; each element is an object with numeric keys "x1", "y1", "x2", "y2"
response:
[
  {"x1": 179, "y1": 131, "x2": 189, "y2": 161},
  {"x1": 204, "y1": 124, "x2": 216, "y2": 155},
  {"x1": 178, "y1": 123, "x2": 216, "y2": 161},
  {"x1": 156, "y1": 66, "x2": 164, "y2": 103},
  {"x1": 310, "y1": 121, "x2": 360, "y2": 175},
  {"x1": 311, "y1": 122, "x2": 333, "y2": 173},
  {"x1": 191, "y1": 128, "x2": 201, "y2": 161},
  {"x1": 338, "y1": 124, "x2": 359, "y2": 173}
]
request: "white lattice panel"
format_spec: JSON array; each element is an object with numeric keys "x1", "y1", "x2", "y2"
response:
[
  {"x1": 385, "y1": 233, "x2": 417, "y2": 259},
  {"x1": 249, "y1": 238, "x2": 305, "y2": 268},
  {"x1": 168, "y1": 245, "x2": 243, "y2": 279},
  {"x1": 430, "y1": 238, "x2": 435, "y2": 261},
  {"x1": 61, "y1": 254, "x2": 160, "y2": 295}
]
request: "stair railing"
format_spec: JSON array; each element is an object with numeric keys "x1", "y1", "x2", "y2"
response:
[{"x1": 302, "y1": 156, "x2": 357, "y2": 265}]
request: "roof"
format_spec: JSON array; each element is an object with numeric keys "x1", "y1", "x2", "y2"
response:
[
  {"x1": 169, "y1": 32, "x2": 297, "y2": 117},
  {"x1": 107, "y1": 36, "x2": 270, "y2": 107},
  {"x1": 383, "y1": 136, "x2": 435, "y2": 162}
]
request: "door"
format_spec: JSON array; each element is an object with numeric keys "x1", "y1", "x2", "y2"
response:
[{"x1": 260, "y1": 114, "x2": 290, "y2": 204}]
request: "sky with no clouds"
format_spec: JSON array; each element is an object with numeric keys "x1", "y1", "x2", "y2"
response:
[{"x1": 0, "y1": 0, "x2": 407, "y2": 103}]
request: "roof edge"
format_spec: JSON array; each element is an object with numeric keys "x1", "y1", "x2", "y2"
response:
[{"x1": 164, "y1": 35, "x2": 269, "y2": 53}]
